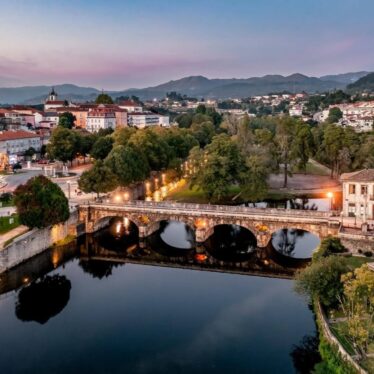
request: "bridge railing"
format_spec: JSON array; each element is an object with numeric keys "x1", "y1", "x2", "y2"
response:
[{"x1": 81, "y1": 199, "x2": 336, "y2": 218}]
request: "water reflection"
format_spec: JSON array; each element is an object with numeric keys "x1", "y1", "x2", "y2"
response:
[
  {"x1": 290, "y1": 333, "x2": 321, "y2": 374},
  {"x1": 205, "y1": 224, "x2": 257, "y2": 262},
  {"x1": 271, "y1": 229, "x2": 320, "y2": 259},
  {"x1": 15, "y1": 275, "x2": 71, "y2": 324},
  {"x1": 79, "y1": 259, "x2": 124, "y2": 279},
  {"x1": 159, "y1": 221, "x2": 195, "y2": 249}
]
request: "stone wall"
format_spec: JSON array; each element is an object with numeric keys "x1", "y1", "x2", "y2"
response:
[
  {"x1": 339, "y1": 234, "x2": 374, "y2": 254},
  {"x1": 0, "y1": 211, "x2": 78, "y2": 273}
]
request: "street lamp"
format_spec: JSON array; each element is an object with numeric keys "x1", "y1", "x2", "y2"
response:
[
  {"x1": 124, "y1": 192, "x2": 130, "y2": 201},
  {"x1": 326, "y1": 192, "x2": 333, "y2": 211},
  {"x1": 67, "y1": 181, "x2": 71, "y2": 199}
]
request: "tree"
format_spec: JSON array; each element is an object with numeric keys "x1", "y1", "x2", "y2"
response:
[
  {"x1": 295, "y1": 256, "x2": 349, "y2": 308},
  {"x1": 339, "y1": 264, "x2": 374, "y2": 358},
  {"x1": 78, "y1": 160, "x2": 118, "y2": 197},
  {"x1": 24, "y1": 147, "x2": 36, "y2": 157},
  {"x1": 58, "y1": 112, "x2": 76, "y2": 129},
  {"x1": 47, "y1": 127, "x2": 79, "y2": 164},
  {"x1": 312, "y1": 237, "x2": 346, "y2": 261},
  {"x1": 240, "y1": 154, "x2": 269, "y2": 202},
  {"x1": 327, "y1": 107, "x2": 343, "y2": 124},
  {"x1": 275, "y1": 117, "x2": 296, "y2": 187},
  {"x1": 196, "y1": 104, "x2": 207, "y2": 114},
  {"x1": 190, "y1": 121, "x2": 215, "y2": 147},
  {"x1": 189, "y1": 134, "x2": 243, "y2": 202},
  {"x1": 291, "y1": 122, "x2": 314, "y2": 173},
  {"x1": 129, "y1": 129, "x2": 172, "y2": 171},
  {"x1": 90, "y1": 136, "x2": 114, "y2": 160},
  {"x1": 112, "y1": 127, "x2": 136, "y2": 146},
  {"x1": 95, "y1": 93, "x2": 113, "y2": 104},
  {"x1": 14, "y1": 175, "x2": 69, "y2": 228},
  {"x1": 105, "y1": 145, "x2": 149, "y2": 187}
]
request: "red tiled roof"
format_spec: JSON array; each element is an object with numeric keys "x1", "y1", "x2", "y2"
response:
[
  {"x1": 341, "y1": 169, "x2": 374, "y2": 182},
  {"x1": 0, "y1": 130, "x2": 40, "y2": 141}
]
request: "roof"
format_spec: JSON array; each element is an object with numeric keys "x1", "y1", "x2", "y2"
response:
[
  {"x1": 341, "y1": 169, "x2": 374, "y2": 182},
  {"x1": 0, "y1": 130, "x2": 40, "y2": 141}
]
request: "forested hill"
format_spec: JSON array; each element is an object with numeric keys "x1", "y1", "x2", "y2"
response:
[{"x1": 347, "y1": 72, "x2": 374, "y2": 92}]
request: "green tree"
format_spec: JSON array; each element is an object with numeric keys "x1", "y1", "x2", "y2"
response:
[
  {"x1": 190, "y1": 121, "x2": 215, "y2": 147},
  {"x1": 275, "y1": 117, "x2": 296, "y2": 187},
  {"x1": 189, "y1": 134, "x2": 243, "y2": 202},
  {"x1": 58, "y1": 112, "x2": 76, "y2": 129},
  {"x1": 129, "y1": 129, "x2": 172, "y2": 170},
  {"x1": 78, "y1": 160, "x2": 118, "y2": 197},
  {"x1": 47, "y1": 127, "x2": 80, "y2": 164},
  {"x1": 291, "y1": 122, "x2": 314, "y2": 173},
  {"x1": 95, "y1": 93, "x2": 113, "y2": 104},
  {"x1": 112, "y1": 127, "x2": 136, "y2": 146},
  {"x1": 196, "y1": 104, "x2": 207, "y2": 114},
  {"x1": 90, "y1": 137, "x2": 114, "y2": 160},
  {"x1": 327, "y1": 107, "x2": 343, "y2": 124},
  {"x1": 14, "y1": 175, "x2": 69, "y2": 228},
  {"x1": 240, "y1": 154, "x2": 269, "y2": 202},
  {"x1": 312, "y1": 237, "x2": 346, "y2": 261},
  {"x1": 105, "y1": 145, "x2": 149, "y2": 186},
  {"x1": 339, "y1": 264, "x2": 374, "y2": 358},
  {"x1": 24, "y1": 147, "x2": 36, "y2": 157},
  {"x1": 295, "y1": 256, "x2": 349, "y2": 308}
]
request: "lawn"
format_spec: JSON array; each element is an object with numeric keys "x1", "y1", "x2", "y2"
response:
[
  {"x1": 0, "y1": 214, "x2": 20, "y2": 234},
  {"x1": 167, "y1": 183, "x2": 241, "y2": 204},
  {"x1": 344, "y1": 255, "x2": 374, "y2": 269},
  {"x1": 292, "y1": 160, "x2": 331, "y2": 176}
]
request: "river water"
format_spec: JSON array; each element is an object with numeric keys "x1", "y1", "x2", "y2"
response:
[{"x1": 0, "y1": 219, "x2": 322, "y2": 374}]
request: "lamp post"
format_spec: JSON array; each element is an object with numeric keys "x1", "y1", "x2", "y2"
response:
[
  {"x1": 67, "y1": 181, "x2": 71, "y2": 199},
  {"x1": 326, "y1": 192, "x2": 333, "y2": 211}
]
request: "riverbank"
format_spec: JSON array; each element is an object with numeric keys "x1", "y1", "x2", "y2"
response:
[{"x1": 0, "y1": 211, "x2": 78, "y2": 274}]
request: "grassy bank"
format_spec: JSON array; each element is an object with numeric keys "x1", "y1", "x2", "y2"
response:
[
  {"x1": 167, "y1": 181, "x2": 326, "y2": 204},
  {"x1": 0, "y1": 215, "x2": 20, "y2": 234}
]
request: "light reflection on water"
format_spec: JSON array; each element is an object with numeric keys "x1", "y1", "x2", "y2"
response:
[{"x1": 0, "y1": 220, "x2": 322, "y2": 374}]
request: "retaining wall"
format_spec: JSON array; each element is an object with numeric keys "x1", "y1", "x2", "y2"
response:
[{"x1": 0, "y1": 211, "x2": 78, "y2": 273}]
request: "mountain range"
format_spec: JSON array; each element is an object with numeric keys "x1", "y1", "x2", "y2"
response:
[{"x1": 0, "y1": 72, "x2": 371, "y2": 104}]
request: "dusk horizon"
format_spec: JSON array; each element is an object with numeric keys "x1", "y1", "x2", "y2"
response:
[{"x1": 1, "y1": 0, "x2": 373, "y2": 89}]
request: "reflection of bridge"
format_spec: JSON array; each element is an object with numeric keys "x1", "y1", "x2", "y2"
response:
[{"x1": 78, "y1": 201, "x2": 340, "y2": 247}]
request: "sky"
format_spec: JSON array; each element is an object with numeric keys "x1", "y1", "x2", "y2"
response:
[{"x1": 0, "y1": 0, "x2": 373, "y2": 90}]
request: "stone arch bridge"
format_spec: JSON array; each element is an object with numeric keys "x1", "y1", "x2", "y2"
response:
[{"x1": 78, "y1": 201, "x2": 340, "y2": 248}]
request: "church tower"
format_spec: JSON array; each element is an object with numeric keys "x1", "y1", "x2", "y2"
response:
[{"x1": 48, "y1": 87, "x2": 57, "y2": 101}]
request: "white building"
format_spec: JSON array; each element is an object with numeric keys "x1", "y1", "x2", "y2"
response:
[
  {"x1": 289, "y1": 105, "x2": 303, "y2": 117},
  {"x1": 44, "y1": 88, "x2": 66, "y2": 111},
  {"x1": 86, "y1": 108, "x2": 116, "y2": 132},
  {"x1": 0, "y1": 130, "x2": 41, "y2": 160},
  {"x1": 128, "y1": 112, "x2": 170, "y2": 128},
  {"x1": 341, "y1": 169, "x2": 374, "y2": 222},
  {"x1": 117, "y1": 100, "x2": 143, "y2": 113}
]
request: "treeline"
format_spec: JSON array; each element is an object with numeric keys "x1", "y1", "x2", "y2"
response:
[{"x1": 182, "y1": 110, "x2": 374, "y2": 201}]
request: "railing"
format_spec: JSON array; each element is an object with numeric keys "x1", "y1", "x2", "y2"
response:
[{"x1": 80, "y1": 200, "x2": 334, "y2": 219}]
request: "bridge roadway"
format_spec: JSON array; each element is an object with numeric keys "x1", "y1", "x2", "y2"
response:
[{"x1": 78, "y1": 200, "x2": 341, "y2": 247}]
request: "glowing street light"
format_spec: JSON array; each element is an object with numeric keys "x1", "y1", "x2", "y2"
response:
[
  {"x1": 326, "y1": 192, "x2": 334, "y2": 211},
  {"x1": 114, "y1": 194, "x2": 122, "y2": 203},
  {"x1": 162, "y1": 173, "x2": 166, "y2": 185},
  {"x1": 123, "y1": 192, "x2": 130, "y2": 201}
]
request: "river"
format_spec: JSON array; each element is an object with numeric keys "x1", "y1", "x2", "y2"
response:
[{"x1": 0, "y1": 219, "x2": 322, "y2": 373}]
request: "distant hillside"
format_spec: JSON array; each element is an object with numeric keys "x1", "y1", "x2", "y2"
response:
[
  {"x1": 112, "y1": 73, "x2": 347, "y2": 100},
  {"x1": 0, "y1": 84, "x2": 99, "y2": 104},
  {"x1": 320, "y1": 71, "x2": 370, "y2": 84},
  {"x1": 347, "y1": 72, "x2": 374, "y2": 92},
  {"x1": 0, "y1": 71, "x2": 371, "y2": 104}
]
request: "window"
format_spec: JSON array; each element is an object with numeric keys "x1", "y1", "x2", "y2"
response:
[
  {"x1": 349, "y1": 184, "x2": 356, "y2": 194},
  {"x1": 361, "y1": 185, "x2": 368, "y2": 195},
  {"x1": 348, "y1": 203, "x2": 356, "y2": 216}
]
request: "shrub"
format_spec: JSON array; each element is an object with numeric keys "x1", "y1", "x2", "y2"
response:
[
  {"x1": 364, "y1": 251, "x2": 373, "y2": 257},
  {"x1": 313, "y1": 237, "x2": 346, "y2": 262}
]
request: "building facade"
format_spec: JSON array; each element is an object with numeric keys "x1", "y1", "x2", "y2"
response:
[{"x1": 341, "y1": 169, "x2": 374, "y2": 221}]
